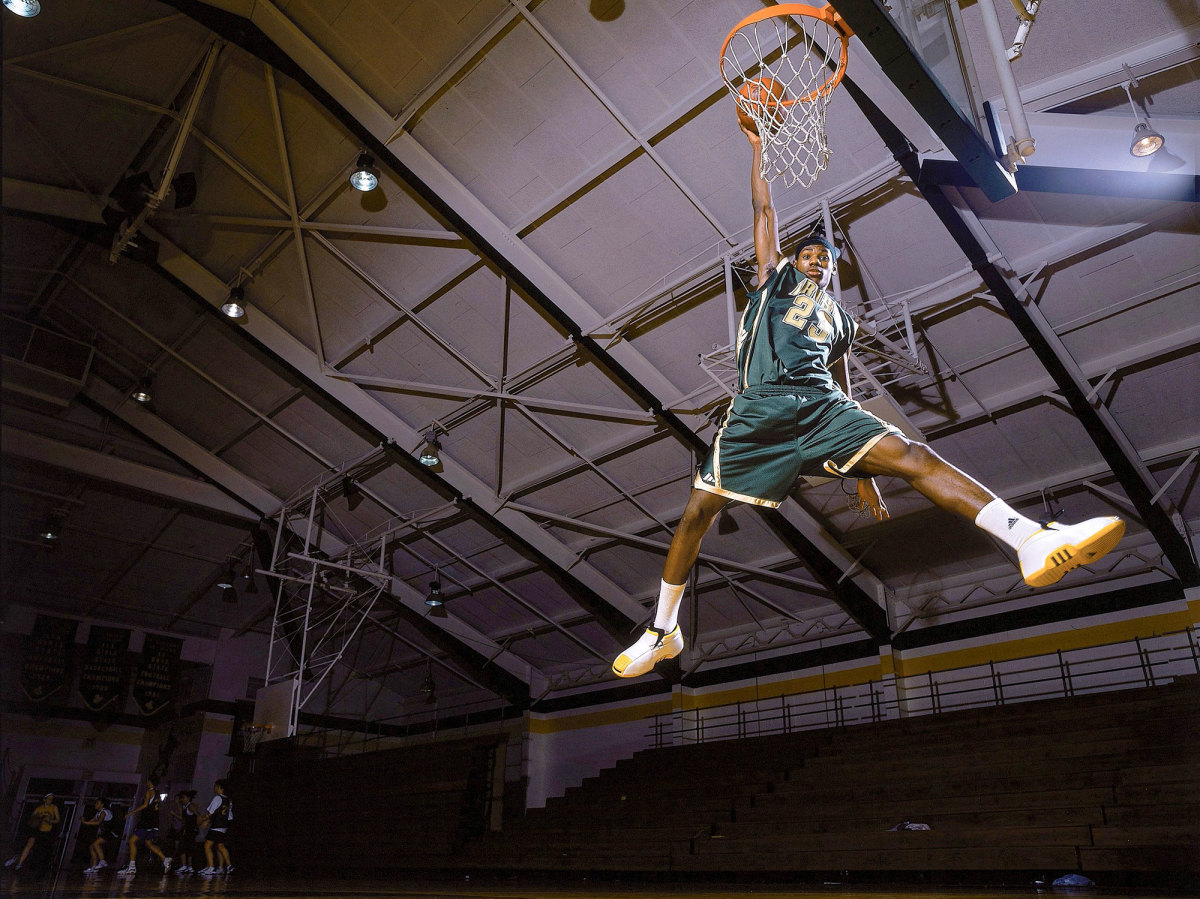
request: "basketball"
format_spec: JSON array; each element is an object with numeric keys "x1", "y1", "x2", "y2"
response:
[{"x1": 736, "y1": 77, "x2": 786, "y2": 134}]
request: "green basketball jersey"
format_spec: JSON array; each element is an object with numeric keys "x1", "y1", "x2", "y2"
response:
[{"x1": 736, "y1": 258, "x2": 857, "y2": 393}]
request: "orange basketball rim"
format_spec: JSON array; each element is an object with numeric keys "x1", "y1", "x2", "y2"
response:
[{"x1": 719, "y1": 4, "x2": 854, "y2": 105}]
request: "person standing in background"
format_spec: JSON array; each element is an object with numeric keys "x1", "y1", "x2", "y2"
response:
[
  {"x1": 3, "y1": 793, "x2": 60, "y2": 873},
  {"x1": 198, "y1": 779, "x2": 233, "y2": 875}
]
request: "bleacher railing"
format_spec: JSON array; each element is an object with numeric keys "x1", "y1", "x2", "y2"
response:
[{"x1": 648, "y1": 626, "x2": 1199, "y2": 749}]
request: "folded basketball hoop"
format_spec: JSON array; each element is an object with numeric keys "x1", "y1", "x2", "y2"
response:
[{"x1": 720, "y1": 4, "x2": 853, "y2": 188}]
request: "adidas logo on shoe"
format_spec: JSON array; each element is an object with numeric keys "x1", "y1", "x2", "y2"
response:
[
  {"x1": 1017, "y1": 516, "x2": 1124, "y2": 588},
  {"x1": 612, "y1": 625, "x2": 684, "y2": 678}
]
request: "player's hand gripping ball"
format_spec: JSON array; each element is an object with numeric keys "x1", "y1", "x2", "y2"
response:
[{"x1": 736, "y1": 77, "x2": 787, "y2": 134}]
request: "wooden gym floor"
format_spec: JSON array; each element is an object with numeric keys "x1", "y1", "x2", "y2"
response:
[{"x1": 3, "y1": 872, "x2": 1198, "y2": 899}]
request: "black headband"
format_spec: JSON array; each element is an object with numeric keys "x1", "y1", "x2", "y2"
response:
[{"x1": 795, "y1": 235, "x2": 840, "y2": 261}]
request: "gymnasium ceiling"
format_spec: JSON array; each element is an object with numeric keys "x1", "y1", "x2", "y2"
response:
[{"x1": 2, "y1": 0, "x2": 1198, "y2": 720}]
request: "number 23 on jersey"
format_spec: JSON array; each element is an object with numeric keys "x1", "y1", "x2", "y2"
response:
[{"x1": 783, "y1": 286, "x2": 833, "y2": 343}]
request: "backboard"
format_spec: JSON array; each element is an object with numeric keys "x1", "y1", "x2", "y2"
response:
[{"x1": 831, "y1": 0, "x2": 1016, "y2": 200}]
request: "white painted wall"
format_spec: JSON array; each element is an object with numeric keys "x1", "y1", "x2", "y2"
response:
[{"x1": 523, "y1": 704, "x2": 660, "y2": 809}]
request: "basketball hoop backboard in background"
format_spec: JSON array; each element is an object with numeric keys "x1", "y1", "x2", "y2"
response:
[
  {"x1": 251, "y1": 678, "x2": 295, "y2": 742},
  {"x1": 829, "y1": 0, "x2": 1016, "y2": 200}
]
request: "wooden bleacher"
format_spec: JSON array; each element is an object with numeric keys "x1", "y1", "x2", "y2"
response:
[
  {"x1": 234, "y1": 734, "x2": 502, "y2": 873},
  {"x1": 464, "y1": 678, "x2": 1200, "y2": 880}
]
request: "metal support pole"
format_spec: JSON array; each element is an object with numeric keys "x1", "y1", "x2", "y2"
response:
[
  {"x1": 820, "y1": 200, "x2": 843, "y2": 300},
  {"x1": 263, "y1": 506, "x2": 289, "y2": 686},
  {"x1": 290, "y1": 567, "x2": 319, "y2": 737},
  {"x1": 723, "y1": 254, "x2": 738, "y2": 348},
  {"x1": 977, "y1": 0, "x2": 1035, "y2": 166},
  {"x1": 109, "y1": 41, "x2": 223, "y2": 262}
]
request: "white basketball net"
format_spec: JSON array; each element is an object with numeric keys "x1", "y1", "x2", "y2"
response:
[{"x1": 721, "y1": 9, "x2": 850, "y2": 188}]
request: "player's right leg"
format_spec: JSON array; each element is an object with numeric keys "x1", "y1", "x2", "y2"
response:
[{"x1": 856, "y1": 434, "x2": 1123, "y2": 587}]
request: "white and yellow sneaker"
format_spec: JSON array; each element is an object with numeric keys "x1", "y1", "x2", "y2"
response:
[
  {"x1": 612, "y1": 625, "x2": 684, "y2": 678},
  {"x1": 1018, "y1": 517, "x2": 1124, "y2": 588}
]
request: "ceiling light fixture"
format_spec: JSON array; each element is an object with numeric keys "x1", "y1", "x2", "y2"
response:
[
  {"x1": 421, "y1": 660, "x2": 437, "y2": 704},
  {"x1": 39, "y1": 513, "x2": 64, "y2": 544},
  {"x1": 1122, "y1": 80, "x2": 1164, "y2": 158},
  {"x1": 221, "y1": 286, "x2": 246, "y2": 319},
  {"x1": 425, "y1": 576, "x2": 443, "y2": 609},
  {"x1": 425, "y1": 569, "x2": 448, "y2": 618},
  {"x1": 1129, "y1": 122, "x2": 1164, "y2": 158},
  {"x1": 349, "y1": 153, "x2": 380, "y2": 192},
  {"x1": 218, "y1": 566, "x2": 238, "y2": 603},
  {"x1": 3, "y1": 0, "x2": 41, "y2": 18},
  {"x1": 343, "y1": 476, "x2": 362, "y2": 511},
  {"x1": 131, "y1": 374, "x2": 153, "y2": 404},
  {"x1": 418, "y1": 431, "x2": 442, "y2": 470},
  {"x1": 242, "y1": 562, "x2": 259, "y2": 595}
]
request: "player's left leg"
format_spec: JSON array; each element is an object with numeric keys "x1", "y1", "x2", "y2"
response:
[
  {"x1": 612, "y1": 488, "x2": 727, "y2": 678},
  {"x1": 855, "y1": 434, "x2": 1123, "y2": 587}
]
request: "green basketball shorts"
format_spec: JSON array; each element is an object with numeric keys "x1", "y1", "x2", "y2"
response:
[{"x1": 694, "y1": 385, "x2": 898, "y2": 507}]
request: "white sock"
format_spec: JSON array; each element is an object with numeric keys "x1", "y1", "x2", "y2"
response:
[
  {"x1": 974, "y1": 498, "x2": 1042, "y2": 551},
  {"x1": 652, "y1": 579, "x2": 686, "y2": 631}
]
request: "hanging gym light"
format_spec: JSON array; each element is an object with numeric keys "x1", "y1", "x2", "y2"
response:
[
  {"x1": 221, "y1": 286, "x2": 246, "y2": 319},
  {"x1": 418, "y1": 431, "x2": 442, "y2": 470},
  {"x1": 131, "y1": 374, "x2": 153, "y2": 404},
  {"x1": 39, "y1": 513, "x2": 64, "y2": 544},
  {"x1": 425, "y1": 577, "x2": 443, "y2": 608},
  {"x1": 349, "y1": 153, "x2": 380, "y2": 192},
  {"x1": 3, "y1": 0, "x2": 41, "y2": 17},
  {"x1": 217, "y1": 565, "x2": 238, "y2": 603},
  {"x1": 421, "y1": 660, "x2": 437, "y2": 703},
  {"x1": 1122, "y1": 81, "x2": 1164, "y2": 158},
  {"x1": 343, "y1": 476, "x2": 363, "y2": 511},
  {"x1": 1129, "y1": 122, "x2": 1164, "y2": 158}
]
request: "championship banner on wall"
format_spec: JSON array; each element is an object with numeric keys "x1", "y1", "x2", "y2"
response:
[
  {"x1": 132, "y1": 633, "x2": 183, "y2": 715},
  {"x1": 21, "y1": 615, "x2": 78, "y2": 702},
  {"x1": 78, "y1": 625, "x2": 130, "y2": 711}
]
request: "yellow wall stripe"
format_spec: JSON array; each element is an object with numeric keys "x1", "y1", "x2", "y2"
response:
[
  {"x1": 679, "y1": 662, "x2": 883, "y2": 710},
  {"x1": 527, "y1": 699, "x2": 673, "y2": 734},
  {"x1": 894, "y1": 607, "x2": 1194, "y2": 677},
  {"x1": 0, "y1": 719, "x2": 143, "y2": 744},
  {"x1": 527, "y1": 603, "x2": 1193, "y2": 735}
]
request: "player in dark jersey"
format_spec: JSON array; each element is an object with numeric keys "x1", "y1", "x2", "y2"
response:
[
  {"x1": 83, "y1": 798, "x2": 119, "y2": 873},
  {"x1": 613, "y1": 123, "x2": 1125, "y2": 678},
  {"x1": 173, "y1": 791, "x2": 200, "y2": 874},
  {"x1": 199, "y1": 779, "x2": 233, "y2": 875},
  {"x1": 116, "y1": 777, "x2": 172, "y2": 875}
]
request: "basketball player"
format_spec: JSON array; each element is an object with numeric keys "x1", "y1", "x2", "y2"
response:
[
  {"x1": 612, "y1": 123, "x2": 1125, "y2": 678},
  {"x1": 198, "y1": 779, "x2": 233, "y2": 875},
  {"x1": 4, "y1": 793, "x2": 59, "y2": 872},
  {"x1": 173, "y1": 790, "x2": 200, "y2": 874},
  {"x1": 83, "y1": 797, "x2": 120, "y2": 874},
  {"x1": 117, "y1": 777, "x2": 172, "y2": 875}
]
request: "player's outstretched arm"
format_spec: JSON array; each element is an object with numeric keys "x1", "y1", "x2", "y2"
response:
[{"x1": 743, "y1": 125, "x2": 781, "y2": 285}]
